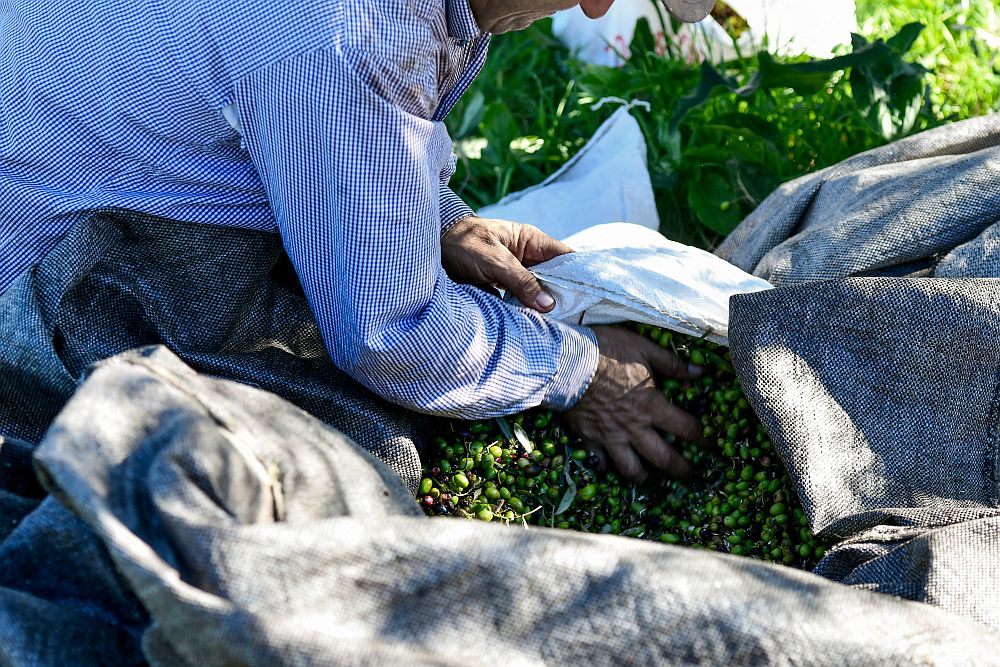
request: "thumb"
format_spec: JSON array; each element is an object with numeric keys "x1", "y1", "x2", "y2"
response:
[{"x1": 494, "y1": 256, "x2": 556, "y2": 312}]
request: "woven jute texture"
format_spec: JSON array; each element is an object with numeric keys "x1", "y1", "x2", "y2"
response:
[{"x1": 4, "y1": 114, "x2": 1000, "y2": 664}]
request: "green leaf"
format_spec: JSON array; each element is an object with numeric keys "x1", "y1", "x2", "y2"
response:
[
  {"x1": 653, "y1": 117, "x2": 683, "y2": 165},
  {"x1": 686, "y1": 128, "x2": 776, "y2": 168},
  {"x1": 512, "y1": 422, "x2": 534, "y2": 454},
  {"x1": 739, "y1": 51, "x2": 833, "y2": 96},
  {"x1": 649, "y1": 160, "x2": 679, "y2": 189},
  {"x1": 849, "y1": 65, "x2": 876, "y2": 113},
  {"x1": 737, "y1": 42, "x2": 895, "y2": 97},
  {"x1": 454, "y1": 91, "x2": 486, "y2": 139},
  {"x1": 846, "y1": 24, "x2": 929, "y2": 140},
  {"x1": 669, "y1": 60, "x2": 739, "y2": 131},
  {"x1": 681, "y1": 145, "x2": 730, "y2": 166},
  {"x1": 629, "y1": 17, "x2": 658, "y2": 60},
  {"x1": 727, "y1": 159, "x2": 781, "y2": 207},
  {"x1": 480, "y1": 101, "x2": 520, "y2": 163},
  {"x1": 668, "y1": 33, "x2": 913, "y2": 133},
  {"x1": 497, "y1": 417, "x2": 534, "y2": 454},
  {"x1": 555, "y1": 466, "x2": 577, "y2": 516},
  {"x1": 688, "y1": 170, "x2": 745, "y2": 235},
  {"x1": 495, "y1": 417, "x2": 514, "y2": 442},
  {"x1": 887, "y1": 22, "x2": 924, "y2": 54},
  {"x1": 708, "y1": 112, "x2": 781, "y2": 144}
]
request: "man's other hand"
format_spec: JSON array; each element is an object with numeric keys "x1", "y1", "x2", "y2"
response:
[
  {"x1": 564, "y1": 326, "x2": 706, "y2": 483},
  {"x1": 441, "y1": 216, "x2": 571, "y2": 312}
]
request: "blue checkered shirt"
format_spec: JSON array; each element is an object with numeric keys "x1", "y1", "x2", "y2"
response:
[{"x1": 0, "y1": 0, "x2": 599, "y2": 417}]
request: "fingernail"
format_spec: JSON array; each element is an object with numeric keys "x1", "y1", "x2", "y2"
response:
[
  {"x1": 536, "y1": 291, "x2": 555, "y2": 310},
  {"x1": 688, "y1": 363, "x2": 704, "y2": 377}
]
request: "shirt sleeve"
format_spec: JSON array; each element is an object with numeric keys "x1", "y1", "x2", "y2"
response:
[
  {"x1": 232, "y1": 47, "x2": 599, "y2": 418},
  {"x1": 438, "y1": 146, "x2": 473, "y2": 235},
  {"x1": 439, "y1": 181, "x2": 473, "y2": 236}
]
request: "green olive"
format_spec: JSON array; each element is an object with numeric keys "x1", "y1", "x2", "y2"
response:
[{"x1": 450, "y1": 473, "x2": 470, "y2": 491}]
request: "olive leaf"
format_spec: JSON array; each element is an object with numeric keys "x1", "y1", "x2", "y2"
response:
[
  {"x1": 497, "y1": 417, "x2": 535, "y2": 454},
  {"x1": 495, "y1": 416, "x2": 514, "y2": 441},
  {"x1": 512, "y1": 422, "x2": 534, "y2": 454},
  {"x1": 555, "y1": 465, "x2": 578, "y2": 516}
]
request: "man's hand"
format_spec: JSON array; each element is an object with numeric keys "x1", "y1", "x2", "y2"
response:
[
  {"x1": 564, "y1": 326, "x2": 705, "y2": 483},
  {"x1": 441, "y1": 216, "x2": 571, "y2": 312}
]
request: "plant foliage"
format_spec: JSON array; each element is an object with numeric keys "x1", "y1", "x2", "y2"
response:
[{"x1": 447, "y1": 5, "x2": 994, "y2": 245}]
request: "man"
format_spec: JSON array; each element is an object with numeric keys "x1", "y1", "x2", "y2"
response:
[{"x1": 0, "y1": 0, "x2": 714, "y2": 481}]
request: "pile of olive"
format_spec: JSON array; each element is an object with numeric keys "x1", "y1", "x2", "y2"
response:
[{"x1": 418, "y1": 326, "x2": 828, "y2": 569}]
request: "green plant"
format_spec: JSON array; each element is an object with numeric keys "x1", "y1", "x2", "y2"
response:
[
  {"x1": 446, "y1": 24, "x2": 607, "y2": 209},
  {"x1": 448, "y1": 17, "x2": 938, "y2": 247},
  {"x1": 857, "y1": 0, "x2": 1000, "y2": 119},
  {"x1": 582, "y1": 18, "x2": 932, "y2": 240}
]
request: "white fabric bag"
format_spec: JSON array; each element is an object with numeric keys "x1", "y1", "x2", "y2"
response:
[
  {"x1": 508, "y1": 223, "x2": 772, "y2": 345},
  {"x1": 478, "y1": 106, "x2": 660, "y2": 238}
]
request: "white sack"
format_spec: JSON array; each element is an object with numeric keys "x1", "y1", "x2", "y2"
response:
[
  {"x1": 510, "y1": 223, "x2": 773, "y2": 345},
  {"x1": 478, "y1": 106, "x2": 659, "y2": 239}
]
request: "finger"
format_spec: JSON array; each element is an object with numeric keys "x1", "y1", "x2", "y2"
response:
[
  {"x1": 603, "y1": 440, "x2": 647, "y2": 484},
  {"x1": 489, "y1": 253, "x2": 556, "y2": 312},
  {"x1": 630, "y1": 428, "x2": 694, "y2": 480},
  {"x1": 635, "y1": 334, "x2": 703, "y2": 379},
  {"x1": 648, "y1": 392, "x2": 707, "y2": 445},
  {"x1": 518, "y1": 225, "x2": 574, "y2": 266}
]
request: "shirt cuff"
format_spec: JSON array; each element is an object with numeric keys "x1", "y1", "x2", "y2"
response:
[
  {"x1": 440, "y1": 183, "x2": 474, "y2": 236},
  {"x1": 541, "y1": 323, "x2": 601, "y2": 411}
]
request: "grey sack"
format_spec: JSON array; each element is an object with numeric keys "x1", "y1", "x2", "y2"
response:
[
  {"x1": 720, "y1": 112, "x2": 1000, "y2": 629},
  {"x1": 4, "y1": 113, "x2": 1000, "y2": 665},
  {"x1": 0, "y1": 210, "x2": 431, "y2": 494},
  {"x1": 0, "y1": 210, "x2": 433, "y2": 664},
  {"x1": 15, "y1": 346, "x2": 1000, "y2": 666}
]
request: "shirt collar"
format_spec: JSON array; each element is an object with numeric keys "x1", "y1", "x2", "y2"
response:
[{"x1": 446, "y1": 0, "x2": 484, "y2": 42}]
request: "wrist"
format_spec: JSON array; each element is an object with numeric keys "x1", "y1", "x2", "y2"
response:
[
  {"x1": 440, "y1": 188, "x2": 475, "y2": 237},
  {"x1": 441, "y1": 214, "x2": 479, "y2": 239}
]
